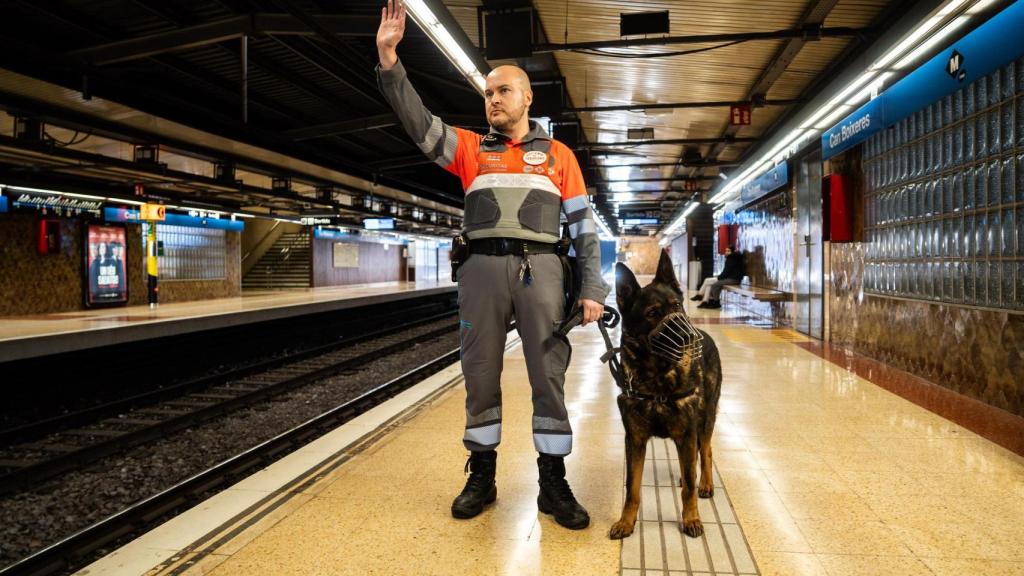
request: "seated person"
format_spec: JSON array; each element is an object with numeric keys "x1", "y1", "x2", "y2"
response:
[{"x1": 691, "y1": 245, "x2": 745, "y2": 309}]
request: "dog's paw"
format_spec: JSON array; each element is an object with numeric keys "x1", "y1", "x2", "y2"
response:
[
  {"x1": 681, "y1": 518, "x2": 704, "y2": 538},
  {"x1": 698, "y1": 485, "x2": 714, "y2": 498},
  {"x1": 608, "y1": 520, "x2": 636, "y2": 540}
]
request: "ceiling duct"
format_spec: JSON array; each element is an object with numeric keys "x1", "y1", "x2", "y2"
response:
[
  {"x1": 620, "y1": 11, "x2": 670, "y2": 37},
  {"x1": 480, "y1": 7, "x2": 534, "y2": 60}
]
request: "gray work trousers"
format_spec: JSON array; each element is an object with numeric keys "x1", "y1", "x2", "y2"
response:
[{"x1": 457, "y1": 253, "x2": 573, "y2": 456}]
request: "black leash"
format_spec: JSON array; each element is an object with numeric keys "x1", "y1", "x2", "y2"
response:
[{"x1": 553, "y1": 305, "x2": 624, "y2": 388}]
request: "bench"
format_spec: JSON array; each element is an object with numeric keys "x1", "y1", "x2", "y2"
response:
[{"x1": 722, "y1": 282, "x2": 790, "y2": 302}]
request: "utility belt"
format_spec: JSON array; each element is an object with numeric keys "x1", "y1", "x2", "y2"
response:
[{"x1": 450, "y1": 232, "x2": 580, "y2": 315}]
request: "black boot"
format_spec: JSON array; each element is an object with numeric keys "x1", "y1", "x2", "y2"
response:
[
  {"x1": 537, "y1": 454, "x2": 590, "y2": 529},
  {"x1": 451, "y1": 450, "x2": 497, "y2": 519},
  {"x1": 689, "y1": 294, "x2": 703, "y2": 301}
]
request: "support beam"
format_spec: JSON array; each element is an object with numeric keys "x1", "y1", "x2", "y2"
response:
[
  {"x1": 567, "y1": 99, "x2": 802, "y2": 114},
  {"x1": 595, "y1": 176, "x2": 718, "y2": 184},
  {"x1": 597, "y1": 161, "x2": 741, "y2": 169},
  {"x1": 284, "y1": 113, "x2": 489, "y2": 142},
  {"x1": 534, "y1": 27, "x2": 865, "y2": 53},
  {"x1": 66, "y1": 14, "x2": 380, "y2": 65},
  {"x1": 583, "y1": 137, "x2": 757, "y2": 149}
]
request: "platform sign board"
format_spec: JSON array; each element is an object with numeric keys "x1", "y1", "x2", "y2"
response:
[
  {"x1": 739, "y1": 161, "x2": 789, "y2": 204},
  {"x1": 729, "y1": 104, "x2": 752, "y2": 126},
  {"x1": 822, "y1": 1, "x2": 1024, "y2": 159},
  {"x1": 332, "y1": 243, "x2": 359, "y2": 268},
  {"x1": 84, "y1": 223, "x2": 128, "y2": 307},
  {"x1": 313, "y1": 227, "x2": 349, "y2": 240},
  {"x1": 0, "y1": 196, "x2": 7, "y2": 213},
  {"x1": 104, "y1": 207, "x2": 244, "y2": 231},
  {"x1": 8, "y1": 190, "x2": 102, "y2": 218},
  {"x1": 363, "y1": 217, "x2": 395, "y2": 230}
]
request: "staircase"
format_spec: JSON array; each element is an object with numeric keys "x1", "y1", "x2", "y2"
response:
[{"x1": 242, "y1": 231, "x2": 311, "y2": 290}]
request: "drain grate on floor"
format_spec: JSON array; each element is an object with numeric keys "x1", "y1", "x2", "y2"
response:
[{"x1": 620, "y1": 438, "x2": 760, "y2": 576}]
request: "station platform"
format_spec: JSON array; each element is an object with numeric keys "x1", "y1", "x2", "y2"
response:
[
  {"x1": 0, "y1": 279, "x2": 456, "y2": 363},
  {"x1": 78, "y1": 295, "x2": 1024, "y2": 576}
]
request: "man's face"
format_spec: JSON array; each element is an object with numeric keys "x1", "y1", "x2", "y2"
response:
[
  {"x1": 725, "y1": 248, "x2": 733, "y2": 256},
  {"x1": 484, "y1": 67, "x2": 531, "y2": 133}
]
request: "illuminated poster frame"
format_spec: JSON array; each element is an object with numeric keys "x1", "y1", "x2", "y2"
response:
[{"x1": 83, "y1": 223, "x2": 129, "y2": 307}]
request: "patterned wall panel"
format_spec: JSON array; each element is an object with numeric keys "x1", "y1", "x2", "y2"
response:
[
  {"x1": 156, "y1": 231, "x2": 241, "y2": 302},
  {"x1": 0, "y1": 215, "x2": 84, "y2": 315},
  {"x1": 832, "y1": 242, "x2": 1024, "y2": 418}
]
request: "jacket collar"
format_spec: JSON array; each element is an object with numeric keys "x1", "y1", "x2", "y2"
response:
[{"x1": 487, "y1": 119, "x2": 550, "y2": 144}]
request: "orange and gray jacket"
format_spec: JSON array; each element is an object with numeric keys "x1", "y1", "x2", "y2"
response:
[{"x1": 377, "y1": 59, "x2": 609, "y2": 303}]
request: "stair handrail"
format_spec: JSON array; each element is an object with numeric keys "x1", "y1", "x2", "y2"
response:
[{"x1": 242, "y1": 220, "x2": 283, "y2": 263}]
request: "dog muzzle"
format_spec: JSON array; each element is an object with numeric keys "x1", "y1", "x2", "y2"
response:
[{"x1": 649, "y1": 312, "x2": 704, "y2": 363}]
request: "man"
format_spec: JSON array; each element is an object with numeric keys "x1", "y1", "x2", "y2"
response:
[
  {"x1": 376, "y1": 0, "x2": 608, "y2": 529},
  {"x1": 692, "y1": 245, "x2": 745, "y2": 309}
]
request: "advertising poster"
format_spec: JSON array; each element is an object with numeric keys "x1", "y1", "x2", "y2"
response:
[{"x1": 85, "y1": 224, "x2": 128, "y2": 306}]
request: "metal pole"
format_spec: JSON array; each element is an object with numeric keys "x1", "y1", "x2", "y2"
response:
[
  {"x1": 147, "y1": 222, "x2": 159, "y2": 308},
  {"x1": 241, "y1": 34, "x2": 248, "y2": 124}
]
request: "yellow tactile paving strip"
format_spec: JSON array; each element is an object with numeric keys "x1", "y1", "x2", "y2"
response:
[{"x1": 123, "y1": 298, "x2": 1024, "y2": 576}]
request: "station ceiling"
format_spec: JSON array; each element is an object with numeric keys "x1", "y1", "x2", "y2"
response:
[{"x1": 0, "y1": 0, "x2": 908, "y2": 235}]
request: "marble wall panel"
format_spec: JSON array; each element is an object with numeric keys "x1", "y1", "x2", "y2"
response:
[
  {"x1": 619, "y1": 237, "x2": 662, "y2": 275},
  {"x1": 312, "y1": 238, "x2": 403, "y2": 286},
  {"x1": 831, "y1": 242, "x2": 1024, "y2": 417}
]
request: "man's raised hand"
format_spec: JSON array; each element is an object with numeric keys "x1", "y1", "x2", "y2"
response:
[{"x1": 377, "y1": 0, "x2": 406, "y2": 69}]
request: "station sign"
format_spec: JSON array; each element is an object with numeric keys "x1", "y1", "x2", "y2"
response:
[
  {"x1": 6, "y1": 190, "x2": 103, "y2": 218},
  {"x1": 739, "y1": 161, "x2": 789, "y2": 205},
  {"x1": 140, "y1": 203, "x2": 166, "y2": 221},
  {"x1": 313, "y1": 227, "x2": 350, "y2": 240},
  {"x1": 729, "y1": 104, "x2": 752, "y2": 126},
  {"x1": 822, "y1": 1, "x2": 1024, "y2": 159},
  {"x1": 363, "y1": 217, "x2": 395, "y2": 230},
  {"x1": 0, "y1": 196, "x2": 7, "y2": 213},
  {"x1": 104, "y1": 207, "x2": 244, "y2": 231},
  {"x1": 301, "y1": 216, "x2": 336, "y2": 226}
]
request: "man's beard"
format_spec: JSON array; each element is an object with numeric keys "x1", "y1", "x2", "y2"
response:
[{"x1": 488, "y1": 104, "x2": 526, "y2": 132}]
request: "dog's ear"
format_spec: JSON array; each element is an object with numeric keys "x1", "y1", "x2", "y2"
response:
[
  {"x1": 654, "y1": 249, "x2": 681, "y2": 294},
  {"x1": 615, "y1": 262, "x2": 640, "y2": 308}
]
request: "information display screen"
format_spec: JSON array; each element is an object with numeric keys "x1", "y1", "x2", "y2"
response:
[{"x1": 84, "y1": 223, "x2": 128, "y2": 306}]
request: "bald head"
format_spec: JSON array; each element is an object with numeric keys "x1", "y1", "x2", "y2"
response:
[
  {"x1": 488, "y1": 65, "x2": 532, "y2": 93},
  {"x1": 484, "y1": 65, "x2": 533, "y2": 138}
]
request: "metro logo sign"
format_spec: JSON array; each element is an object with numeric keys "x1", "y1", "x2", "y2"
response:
[
  {"x1": 946, "y1": 50, "x2": 966, "y2": 81},
  {"x1": 140, "y1": 203, "x2": 165, "y2": 221}
]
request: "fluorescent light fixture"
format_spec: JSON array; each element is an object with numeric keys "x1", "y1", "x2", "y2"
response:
[
  {"x1": 403, "y1": 0, "x2": 486, "y2": 94},
  {"x1": 594, "y1": 214, "x2": 615, "y2": 239},
  {"x1": 718, "y1": 172, "x2": 729, "y2": 180},
  {"x1": 3, "y1": 185, "x2": 106, "y2": 200},
  {"x1": 232, "y1": 212, "x2": 255, "y2": 218},
  {"x1": 682, "y1": 201, "x2": 699, "y2": 218},
  {"x1": 894, "y1": 16, "x2": 969, "y2": 69},
  {"x1": 609, "y1": 182, "x2": 633, "y2": 193},
  {"x1": 109, "y1": 198, "x2": 145, "y2": 206},
  {"x1": 703, "y1": 0, "x2": 980, "y2": 209}
]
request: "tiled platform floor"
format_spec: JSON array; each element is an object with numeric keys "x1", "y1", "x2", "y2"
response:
[{"x1": 80, "y1": 284, "x2": 1024, "y2": 576}]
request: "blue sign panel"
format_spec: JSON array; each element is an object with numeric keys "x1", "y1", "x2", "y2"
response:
[
  {"x1": 0, "y1": 196, "x2": 7, "y2": 213},
  {"x1": 104, "y1": 207, "x2": 244, "y2": 231},
  {"x1": 363, "y1": 217, "x2": 395, "y2": 230},
  {"x1": 740, "y1": 161, "x2": 789, "y2": 204},
  {"x1": 823, "y1": 1, "x2": 1024, "y2": 159},
  {"x1": 313, "y1": 227, "x2": 350, "y2": 240}
]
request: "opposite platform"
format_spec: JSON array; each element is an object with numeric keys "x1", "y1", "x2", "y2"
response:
[{"x1": 0, "y1": 279, "x2": 455, "y2": 362}]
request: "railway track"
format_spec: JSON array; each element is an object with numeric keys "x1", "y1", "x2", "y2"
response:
[
  {"x1": 0, "y1": 347, "x2": 462, "y2": 576},
  {"x1": 0, "y1": 312, "x2": 458, "y2": 497}
]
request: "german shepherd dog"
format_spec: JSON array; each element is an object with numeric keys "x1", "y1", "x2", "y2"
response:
[{"x1": 609, "y1": 250, "x2": 722, "y2": 539}]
